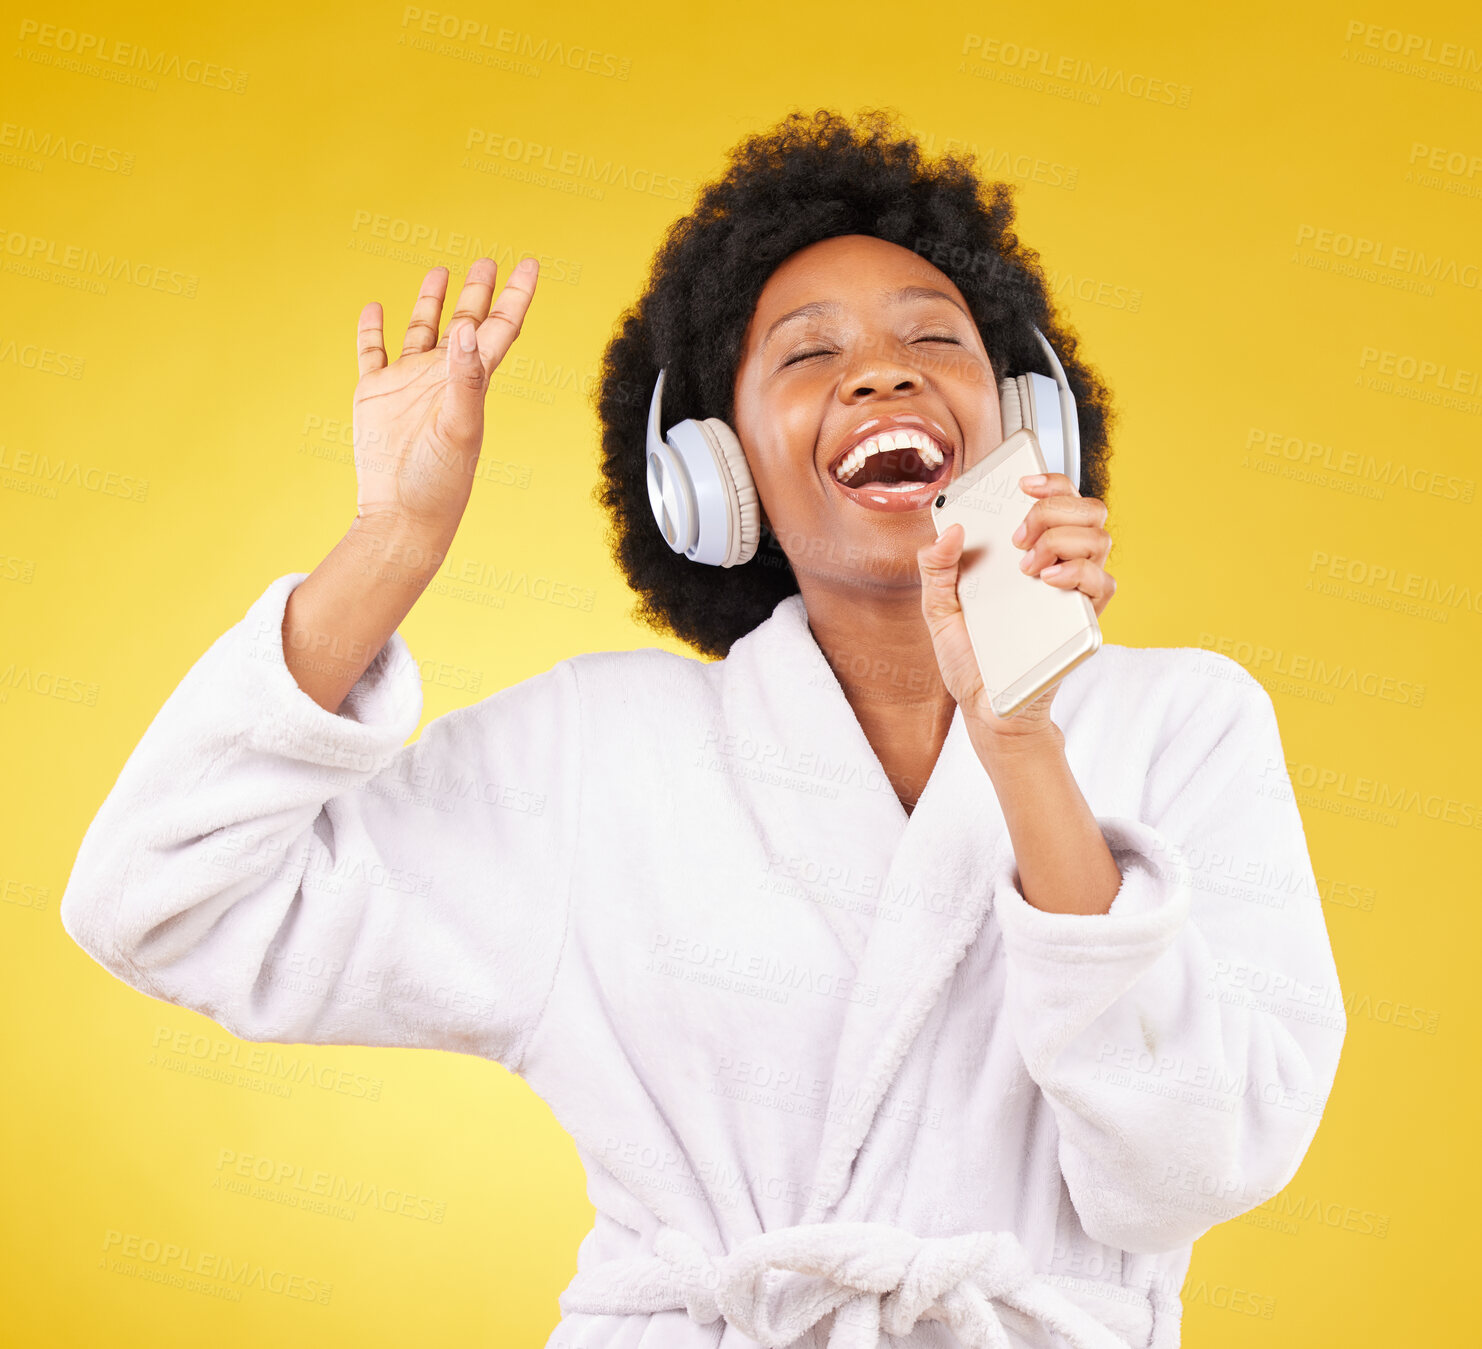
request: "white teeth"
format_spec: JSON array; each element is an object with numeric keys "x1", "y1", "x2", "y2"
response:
[{"x1": 833, "y1": 429, "x2": 948, "y2": 483}]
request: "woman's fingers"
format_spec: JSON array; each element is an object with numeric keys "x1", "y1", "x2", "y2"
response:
[
  {"x1": 1037, "y1": 557, "x2": 1118, "y2": 615},
  {"x1": 1013, "y1": 490, "x2": 1107, "y2": 548},
  {"x1": 917, "y1": 524, "x2": 988, "y2": 714},
  {"x1": 434, "y1": 258, "x2": 501, "y2": 352},
  {"x1": 1010, "y1": 480, "x2": 1117, "y2": 615},
  {"x1": 1028, "y1": 471, "x2": 1081, "y2": 496},
  {"x1": 437, "y1": 257, "x2": 540, "y2": 448},
  {"x1": 357, "y1": 301, "x2": 387, "y2": 379},
  {"x1": 1017, "y1": 522, "x2": 1111, "y2": 574},
  {"x1": 1013, "y1": 484, "x2": 1110, "y2": 582},
  {"x1": 400, "y1": 265, "x2": 451, "y2": 356},
  {"x1": 475, "y1": 257, "x2": 540, "y2": 372}
]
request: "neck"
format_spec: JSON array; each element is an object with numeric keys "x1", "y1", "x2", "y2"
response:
[{"x1": 796, "y1": 575, "x2": 958, "y2": 808}]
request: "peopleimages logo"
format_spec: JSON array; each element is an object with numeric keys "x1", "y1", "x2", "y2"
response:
[
  {"x1": 1355, "y1": 347, "x2": 1482, "y2": 420},
  {"x1": 1342, "y1": 20, "x2": 1482, "y2": 73},
  {"x1": 100, "y1": 1230, "x2": 330, "y2": 1303},
  {"x1": 14, "y1": 20, "x2": 250, "y2": 92},
  {"x1": 1245, "y1": 427, "x2": 1474, "y2": 504},
  {"x1": 463, "y1": 130, "x2": 694, "y2": 201},
  {"x1": 1358, "y1": 347, "x2": 1479, "y2": 395},
  {"x1": 1197, "y1": 632, "x2": 1428, "y2": 709},
  {"x1": 1293, "y1": 224, "x2": 1481, "y2": 292},
  {"x1": 1404, "y1": 141, "x2": 1482, "y2": 201},
  {"x1": 959, "y1": 35, "x2": 1192, "y2": 108},
  {"x1": 397, "y1": 8, "x2": 632, "y2": 80},
  {"x1": 1407, "y1": 142, "x2": 1482, "y2": 180}
]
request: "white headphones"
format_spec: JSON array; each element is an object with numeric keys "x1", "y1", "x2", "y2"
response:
[{"x1": 645, "y1": 326, "x2": 1080, "y2": 568}]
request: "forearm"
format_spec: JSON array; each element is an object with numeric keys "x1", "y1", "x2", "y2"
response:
[
  {"x1": 282, "y1": 515, "x2": 453, "y2": 715},
  {"x1": 968, "y1": 721, "x2": 1122, "y2": 915}
]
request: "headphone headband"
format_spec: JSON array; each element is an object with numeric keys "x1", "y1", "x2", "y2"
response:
[{"x1": 1029, "y1": 326, "x2": 1081, "y2": 486}]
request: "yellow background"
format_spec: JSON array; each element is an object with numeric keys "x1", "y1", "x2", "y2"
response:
[{"x1": 4, "y1": 0, "x2": 1478, "y2": 1343}]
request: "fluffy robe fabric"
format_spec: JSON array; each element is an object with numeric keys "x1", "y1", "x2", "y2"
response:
[{"x1": 60, "y1": 573, "x2": 1346, "y2": 1349}]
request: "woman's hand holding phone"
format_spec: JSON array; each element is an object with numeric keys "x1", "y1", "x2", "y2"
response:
[{"x1": 917, "y1": 470, "x2": 1116, "y2": 746}]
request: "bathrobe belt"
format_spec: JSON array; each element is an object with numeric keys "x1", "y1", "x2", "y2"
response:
[{"x1": 558, "y1": 1221, "x2": 1134, "y2": 1349}]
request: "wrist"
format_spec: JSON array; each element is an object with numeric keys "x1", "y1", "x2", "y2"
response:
[
  {"x1": 966, "y1": 715, "x2": 1065, "y2": 775},
  {"x1": 348, "y1": 512, "x2": 455, "y2": 586}
]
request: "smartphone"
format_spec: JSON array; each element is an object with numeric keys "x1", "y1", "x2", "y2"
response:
[{"x1": 930, "y1": 427, "x2": 1102, "y2": 718}]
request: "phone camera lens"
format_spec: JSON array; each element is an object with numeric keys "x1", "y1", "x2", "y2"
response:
[{"x1": 934, "y1": 494, "x2": 945, "y2": 508}]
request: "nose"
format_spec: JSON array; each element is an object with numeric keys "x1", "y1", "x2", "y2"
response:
[{"x1": 838, "y1": 347, "x2": 923, "y2": 404}]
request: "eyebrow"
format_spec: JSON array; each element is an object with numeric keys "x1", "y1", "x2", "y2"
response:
[{"x1": 762, "y1": 285, "x2": 970, "y2": 346}]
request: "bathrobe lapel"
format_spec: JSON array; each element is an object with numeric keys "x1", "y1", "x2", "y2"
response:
[
  {"x1": 800, "y1": 703, "x2": 1008, "y2": 1224},
  {"x1": 734, "y1": 596, "x2": 1009, "y2": 1225}
]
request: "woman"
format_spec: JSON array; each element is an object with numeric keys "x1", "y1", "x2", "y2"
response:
[{"x1": 60, "y1": 109, "x2": 1345, "y2": 1349}]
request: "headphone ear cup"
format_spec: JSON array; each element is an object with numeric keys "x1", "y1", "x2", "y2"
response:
[
  {"x1": 697, "y1": 418, "x2": 761, "y2": 567},
  {"x1": 999, "y1": 377, "x2": 1025, "y2": 437}
]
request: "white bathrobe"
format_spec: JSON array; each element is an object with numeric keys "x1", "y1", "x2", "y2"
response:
[{"x1": 60, "y1": 573, "x2": 1346, "y2": 1349}]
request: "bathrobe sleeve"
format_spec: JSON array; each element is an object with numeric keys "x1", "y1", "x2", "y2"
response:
[
  {"x1": 989, "y1": 655, "x2": 1346, "y2": 1254},
  {"x1": 59, "y1": 572, "x2": 578, "y2": 1074}
]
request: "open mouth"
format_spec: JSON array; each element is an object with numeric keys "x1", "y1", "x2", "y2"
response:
[
  {"x1": 830, "y1": 429, "x2": 953, "y2": 490},
  {"x1": 826, "y1": 428, "x2": 954, "y2": 510}
]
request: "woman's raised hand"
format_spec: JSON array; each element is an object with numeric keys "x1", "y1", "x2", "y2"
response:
[{"x1": 351, "y1": 257, "x2": 539, "y2": 539}]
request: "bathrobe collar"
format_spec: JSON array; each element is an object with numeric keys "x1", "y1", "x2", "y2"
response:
[{"x1": 720, "y1": 592, "x2": 1017, "y2": 1223}]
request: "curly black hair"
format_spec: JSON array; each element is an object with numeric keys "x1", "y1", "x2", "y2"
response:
[{"x1": 592, "y1": 107, "x2": 1116, "y2": 661}]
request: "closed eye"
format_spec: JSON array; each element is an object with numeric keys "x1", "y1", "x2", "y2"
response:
[{"x1": 784, "y1": 334, "x2": 960, "y2": 366}]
